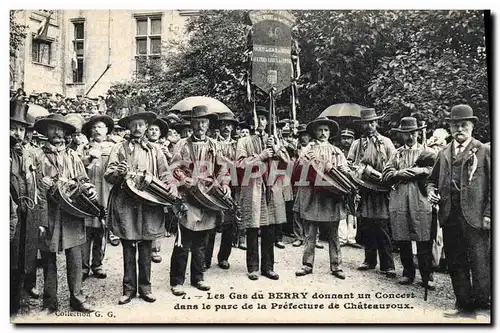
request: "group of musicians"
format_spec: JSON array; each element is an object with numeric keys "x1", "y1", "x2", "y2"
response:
[{"x1": 10, "y1": 98, "x2": 490, "y2": 319}]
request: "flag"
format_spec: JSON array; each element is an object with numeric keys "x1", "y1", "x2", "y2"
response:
[
  {"x1": 35, "y1": 11, "x2": 52, "y2": 40},
  {"x1": 71, "y1": 50, "x2": 78, "y2": 72}
]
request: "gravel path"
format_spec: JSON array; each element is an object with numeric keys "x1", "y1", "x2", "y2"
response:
[{"x1": 12, "y1": 235, "x2": 489, "y2": 324}]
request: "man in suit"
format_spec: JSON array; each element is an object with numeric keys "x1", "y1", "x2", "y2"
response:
[{"x1": 428, "y1": 104, "x2": 490, "y2": 319}]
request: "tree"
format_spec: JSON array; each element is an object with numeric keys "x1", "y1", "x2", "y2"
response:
[{"x1": 10, "y1": 10, "x2": 27, "y2": 86}]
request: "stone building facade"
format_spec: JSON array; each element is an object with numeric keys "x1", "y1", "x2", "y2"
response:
[{"x1": 10, "y1": 9, "x2": 197, "y2": 97}]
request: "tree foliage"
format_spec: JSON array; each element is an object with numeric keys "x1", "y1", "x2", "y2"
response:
[
  {"x1": 112, "y1": 10, "x2": 490, "y2": 141},
  {"x1": 10, "y1": 10, "x2": 27, "y2": 58}
]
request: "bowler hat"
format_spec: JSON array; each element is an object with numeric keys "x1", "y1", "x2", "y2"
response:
[
  {"x1": 354, "y1": 108, "x2": 385, "y2": 123},
  {"x1": 10, "y1": 100, "x2": 32, "y2": 127},
  {"x1": 392, "y1": 117, "x2": 426, "y2": 133},
  {"x1": 216, "y1": 112, "x2": 239, "y2": 125},
  {"x1": 187, "y1": 105, "x2": 218, "y2": 122},
  {"x1": 34, "y1": 114, "x2": 76, "y2": 136},
  {"x1": 306, "y1": 117, "x2": 339, "y2": 137},
  {"x1": 445, "y1": 104, "x2": 478, "y2": 123},
  {"x1": 82, "y1": 115, "x2": 115, "y2": 138},
  {"x1": 118, "y1": 111, "x2": 157, "y2": 129},
  {"x1": 340, "y1": 129, "x2": 355, "y2": 138},
  {"x1": 150, "y1": 118, "x2": 169, "y2": 138}
]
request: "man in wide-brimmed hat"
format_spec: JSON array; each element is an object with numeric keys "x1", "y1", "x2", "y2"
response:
[
  {"x1": 235, "y1": 106, "x2": 290, "y2": 281},
  {"x1": 382, "y1": 117, "x2": 435, "y2": 290},
  {"x1": 104, "y1": 111, "x2": 176, "y2": 305},
  {"x1": 348, "y1": 108, "x2": 397, "y2": 277},
  {"x1": 427, "y1": 105, "x2": 490, "y2": 318},
  {"x1": 80, "y1": 114, "x2": 116, "y2": 281},
  {"x1": 145, "y1": 117, "x2": 171, "y2": 264},
  {"x1": 10, "y1": 100, "x2": 41, "y2": 316},
  {"x1": 175, "y1": 118, "x2": 194, "y2": 139},
  {"x1": 293, "y1": 117, "x2": 350, "y2": 280},
  {"x1": 169, "y1": 105, "x2": 229, "y2": 296},
  {"x1": 32, "y1": 113, "x2": 98, "y2": 314},
  {"x1": 204, "y1": 111, "x2": 240, "y2": 270}
]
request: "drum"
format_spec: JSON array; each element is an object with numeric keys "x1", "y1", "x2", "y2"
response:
[{"x1": 124, "y1": 170, "x2": 181, "y2": 207}]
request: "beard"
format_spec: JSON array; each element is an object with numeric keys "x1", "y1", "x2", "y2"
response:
[{"x1": 10, "y1": 135, "x2": 21, "y2": 147}]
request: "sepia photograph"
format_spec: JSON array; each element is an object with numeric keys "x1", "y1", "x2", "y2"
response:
[{"x1": 8, "y1": 8, "x2": 492, "y2": 324}]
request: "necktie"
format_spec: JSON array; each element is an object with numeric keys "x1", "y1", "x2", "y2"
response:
[{"x1": 457, "y1": 144, "x2": 463, "y2": 155}]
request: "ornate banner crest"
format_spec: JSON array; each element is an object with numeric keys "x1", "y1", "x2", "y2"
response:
[{"x1": 249, "y1": 10, "x2": 295, "y2": 94}]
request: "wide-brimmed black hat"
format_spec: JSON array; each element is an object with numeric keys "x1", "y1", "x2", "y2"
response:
[
  {"x1": 174, "y1": 119, "x2": 192, "y2": 131},
  {"x1": 445, "y1": 104, "x2": 478, "y2": 123},
  {"x1": 187, "y1": 105, "x2": 218, "y2": 122},
  {"x1": 82, "y1": 115, "x2": 115, "y2": 138},
  {"x1": 10, "y1": 100, "x2": 32, "y2": 127},
  {"x1": 354, "y1": 108, "x2": 385, "y2": 123},
  {"x1": 238, "y1": 121, "x2": 251, "y2": 130},
  {"x1": 34, "y1": 114, "x2": 77, "y2": 136},
  {"x1": 150, "y1": 118, "x2": 169, "y2": 138},
  {"x1": 162, "y1": 113, "x2": 182, "y2": 126},
  {"x1": 118, "y1": 111, "x2": 157, "y2": 129},
  {"x1": 216, "y1": 112, "x2": 239, "y2": 126},
  {"x1": 306, "y1": 117, "x2": 339, "y2": 137},
  {"x1": 297, "y1": 124, "x2": 307, "y2": 134},
  {"x1": 392, "y1": 117, "x2": 426, "y2": 133},
  {"x1": 277, "y1": 118, "x2": 290, "y2": 129}
]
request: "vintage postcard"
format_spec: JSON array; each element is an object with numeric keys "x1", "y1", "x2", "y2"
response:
[{"x1": 9, "y1": 9, "x2": 491, "y2": 324}]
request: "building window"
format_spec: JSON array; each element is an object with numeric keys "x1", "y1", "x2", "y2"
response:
[
  {"x1": 72, "y1": 21, "x2": 85, "y2": 83},
  {"x1": 32, "y1": 38, "x2": 52, "y2": 65},
  {"x1": 135, "y1": 16, "x2": 161, "y2": 76}
]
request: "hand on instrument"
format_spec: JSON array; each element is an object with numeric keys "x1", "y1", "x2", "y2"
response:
[
  {"x1": 41, "y1": 176, "x2": 55, "y2": 189},
  {"x1": 86, "y1": 187, "x2": 98, "y2": 201},
  {"x1": 221, "y1": 184, "x2": 231, "y2": 199},
  {"x1": 39, "y1": 226, "x2": 47, "y2": 238},
  {"x1": 183, "y1": 177, "x2": 196, "y2": 189},
  {"x1": 338, "y1": 164, "x2": 350, "y2": 174},
  {"x1": 397, "y1": 168, "x2": 416, "y2": 179},
  {"x1": 116, "y1": 161, "x2": 129, "y2": 175},
  {"x1": 259, "y1": 148, "x2": 274, "y2": 161},
  {"x1": 165, "y1": 183, "x2": 177, "y2": 196},
  {"x1": 482, "y1": 216, "x2": 491, "y2": 230},
  {"x1": 428, "y1": 190, "x2": 440, "y2": 205}
]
